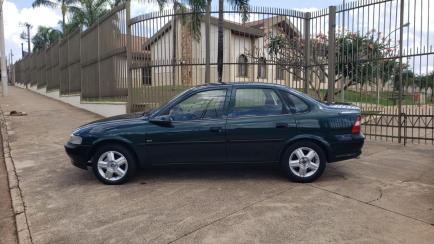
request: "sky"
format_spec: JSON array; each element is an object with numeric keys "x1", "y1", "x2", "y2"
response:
[
  {"x1": 2, "y1": 0, "x2": 433, "y2": 74},
  {"x1": 3, "y1": 0, "x2": 344, "y2": 63}
]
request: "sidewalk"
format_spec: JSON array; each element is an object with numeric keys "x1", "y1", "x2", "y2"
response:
[
  {"x1": 0, "y1": 132, "x2": 17, "y2": 244},
  {"x1": 1, "y1": 86, "x2": 434, "y2": 244}
]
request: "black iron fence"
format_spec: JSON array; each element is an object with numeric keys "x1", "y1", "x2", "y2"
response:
[{"x1": 13, "y1": 0, "x2": 434, "y2": 144}]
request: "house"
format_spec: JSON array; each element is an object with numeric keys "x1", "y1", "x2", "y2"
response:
[{"x1": 131, "y1": 15, "x2": 328, "y2": 90}]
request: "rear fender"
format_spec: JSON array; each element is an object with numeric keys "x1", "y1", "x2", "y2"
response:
[{"x1": 280, "y1": 135, "x2": 332, "y2": 163}]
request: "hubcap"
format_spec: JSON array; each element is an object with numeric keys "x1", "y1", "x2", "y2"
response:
[
  {"x1": 97, "y1": 151, "x2": 128, "y2": 181},
  {"x1": 288, "y1": 147, "x2": 320, "y2": 178}
]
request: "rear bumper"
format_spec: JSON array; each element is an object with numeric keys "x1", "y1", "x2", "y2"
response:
[
  {"x1": 64, "y1": 142, "x2": 92, "y2": 170},
  {"x1": 329, "y1": 133, "x2": 365, "y2": 163}
]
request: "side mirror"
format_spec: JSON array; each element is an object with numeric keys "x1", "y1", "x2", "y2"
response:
[{"x1": 149, "y1": 115, "x2": 172, "y2": 126}]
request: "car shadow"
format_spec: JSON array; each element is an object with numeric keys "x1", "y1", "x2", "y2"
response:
[
  {"x1": 66, "y1": 162, "x2": 351, "y2": 186},
  {"x1": 133, "y1": 164, "x2": 286, "y2": 183}
]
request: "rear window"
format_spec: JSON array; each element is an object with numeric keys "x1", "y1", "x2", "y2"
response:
[{"x1": 280, "y1": 91, "x2": 310, "y2": 113}]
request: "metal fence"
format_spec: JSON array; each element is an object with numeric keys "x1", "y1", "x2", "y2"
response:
[
  {"x1": 81, "y1": 3, "x2": 128, "y2": 101},
  {"x1": 13, "y1": 0, "x2": 434, "y2": 144},
  {"x1": 59, "y1": 29, "x2": 81, "y2": 95}
]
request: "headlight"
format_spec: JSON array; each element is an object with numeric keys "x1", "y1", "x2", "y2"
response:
[{"x1": 69, "y1": 134, "x2": 82, "y2": 145}]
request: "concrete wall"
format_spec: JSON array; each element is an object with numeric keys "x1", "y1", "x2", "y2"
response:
[{"x1": 21, "y1": 84, "x2": 127, "y2": 117}]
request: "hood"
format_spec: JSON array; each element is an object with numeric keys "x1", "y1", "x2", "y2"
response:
[
  {"x1": 86, "y1": 112, "x2": 144, "y2": 125},
  {"x1": 73, "y1": 112, "x2": 146, "y2": 135}
]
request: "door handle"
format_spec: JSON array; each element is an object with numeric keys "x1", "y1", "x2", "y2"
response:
[
  {"x1": 276, "y1": 122, "x2": 288, "y2": 128},
  {"x1": 209, "y1": 127, "x2": 223, "y2": 133}
]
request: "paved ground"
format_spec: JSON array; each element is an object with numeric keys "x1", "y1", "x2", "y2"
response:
[
  {"x1": 0, "y1": 133, "x2": 18, "y2": 244},
  {"x1": 1, "y1": 86, "x2": 434, "y2": 244}
]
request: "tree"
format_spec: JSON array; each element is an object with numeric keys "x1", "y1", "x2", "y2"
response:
[
  {"x1": 68, "y1": 0, "x2": 113, "y2": 29},
  {"x1": 217, "y1": 0, "x2": 250, "y2": 82},
  {"x1": 253, "y1": 29, "x2": 410, "y2": 100},
  {"x1": 32, "y1": 26, "x2": 62, "y2": 52},
  {"x1": 152, "y1": 0, "x2": 250, "y2": 83},
  {"x1": 32, "y1": 0, "x2": 78, "y2": 33}
]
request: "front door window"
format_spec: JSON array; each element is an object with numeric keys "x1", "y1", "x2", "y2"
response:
[{"x1": 164, "y1": 89, "x2": 227, "y2": 121}]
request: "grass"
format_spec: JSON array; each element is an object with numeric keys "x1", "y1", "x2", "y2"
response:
[
  {"x1": 81, "y1": 85, "x2": 433, "y2": 107},
  {"x1": 305, "y1": 89, "x2": 432, "y2": 106}
]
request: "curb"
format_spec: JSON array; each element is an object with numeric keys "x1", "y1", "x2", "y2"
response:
[{"x1": 0, "y1": 109, "x2": 33, "y2": 244}]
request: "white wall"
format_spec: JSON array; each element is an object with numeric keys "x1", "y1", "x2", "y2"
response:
[{"x1": 24, "y1": 85, "x2": 127, "y2": 117}]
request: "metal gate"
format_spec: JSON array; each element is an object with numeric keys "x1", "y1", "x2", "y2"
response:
[{"x1": 13, "y1": 0, "x2": 433, "y2": 144}]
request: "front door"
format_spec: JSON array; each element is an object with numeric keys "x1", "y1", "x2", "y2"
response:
[
  {"x1": 145, "y1": 88, "x2": 229, "y2": 164},
  {"x1": 226, "y1": 88, "x2": 296, "y2": 163}
]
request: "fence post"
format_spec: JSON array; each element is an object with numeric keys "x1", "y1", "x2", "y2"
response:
[
  {"x1": 398, "y1": 0, "x2": 404, "y2": 143},
  {"x1": 303, "y1": 12, "x2": 311, "y2": 94},
  {"x1": 327, "y1": 6, "x2": 336, "y2": 103},
  {"x1": 126, "y1": 0, "x2": 133, "y2": 113},
  {"x1": 205, "y1": 0, "x2": 211, "y2": 83}
]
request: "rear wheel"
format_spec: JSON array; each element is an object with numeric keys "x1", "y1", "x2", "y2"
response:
[
  {"x1": 92, "y1": 144, "x2": 136, "y2": 185},
  {"x1": 281, "y1": 141, "x2": 326, "y2": 183}
]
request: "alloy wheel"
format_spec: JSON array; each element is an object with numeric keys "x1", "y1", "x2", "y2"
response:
[
  {"x1": 97, "y1": 151, "x2": 129, "y2": 182},
  {"x1": 288, "y1": 147, "x2": 320, "y2": 178}
]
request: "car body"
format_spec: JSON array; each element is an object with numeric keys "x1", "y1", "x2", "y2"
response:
[{"x1": 65, "y1": 83, "x2": 364, "y2": 184}]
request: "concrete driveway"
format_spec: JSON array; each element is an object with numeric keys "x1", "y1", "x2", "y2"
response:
[{"x1": 1, "y1": 87, "x2": 433, "y2": 244}]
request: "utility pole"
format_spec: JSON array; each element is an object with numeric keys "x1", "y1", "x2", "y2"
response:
[
  {"x1": 20, "y1": 23, "x2": 32, "y2": 55},
  {"x1": 25, "y1": 23, "x2": 31, "y2": 54},
  {"x1": 9, "y1": 49, "x2": 13, "y2": 85},
  {"x1": 0, "y1": 0, "x2": 8, "y2": 96},
  {"x1": 21, "y1": 43, "x2": 24, "y2": 57}
]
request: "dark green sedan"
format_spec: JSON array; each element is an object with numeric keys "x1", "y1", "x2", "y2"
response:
[{"x1": 65, "y1": 83, "x2": 364, "y2": 184}]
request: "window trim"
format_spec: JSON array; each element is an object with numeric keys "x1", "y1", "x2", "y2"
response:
[
  {"x1": 257, "y1": 57, "x2": 267, "y2": 79},
  {"x1": 237, "y1": 54, "x2": 248, "y2": 78},
  {"x1": 227, "y1": 87, "x2": 289, "y2": 119}
]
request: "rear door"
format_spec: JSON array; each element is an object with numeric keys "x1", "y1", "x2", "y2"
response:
[{"x1": 226, "y1": 87, "x2": 297, "y2": 163}]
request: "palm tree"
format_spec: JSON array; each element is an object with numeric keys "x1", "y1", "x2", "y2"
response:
[
  {"x1": 68, "y1": 0, "x2": 113, "y2": 29},
  {"x1": 152, "y1": 0, "x2": 249, "y2": 83},
  {"x1": 32, "y1": 0, "x2": 78, "y2": 33},
  {"x1": 217, "y1": 0, "x2": 249, "y2": 82},
  {"x1": 32, "y1": 26, "x2": 62, "y2": 51},
  {"x1": 149, "y1": 0, "x2": 206, "y2": 85}
]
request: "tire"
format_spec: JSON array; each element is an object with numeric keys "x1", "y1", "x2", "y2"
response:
[
  {"x1": 281, "y1": 141, "x2": 326, "y2": 183},
  {"x1": 91, "y1": 144, "x2": 137, "y2": 185}
]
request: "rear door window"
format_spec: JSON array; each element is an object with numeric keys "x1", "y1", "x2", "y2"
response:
[
  {"x1": 280, "y1": 91, "x2": 310, "y2": 113},
  {"x1": 230, "y1": 88, "x2": 284, "y2": 117}
]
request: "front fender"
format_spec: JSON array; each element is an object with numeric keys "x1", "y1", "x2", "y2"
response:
[{"x1": 89, "y1": 136, "x2": 146, "y2": 168}]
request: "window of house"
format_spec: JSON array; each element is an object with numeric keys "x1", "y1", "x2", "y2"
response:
[
  {"x1": 238, "y1": 54, "x2": 248, "y2": 77},
  {"x1": 257, "y1": 57, "x2": 267, "y2": 79},
  {"x1": 276, "y1": 64, "x2": 285, "y2": 80},
  {"x1": 230, "y1": 88, "x2": 284, "y2": 117},
  {"x1": 165, "y1": 89, "x2": 227, "y2": 121},
  {"x1": 142, "y1": 66, "x2": 152, "y2": 85}
]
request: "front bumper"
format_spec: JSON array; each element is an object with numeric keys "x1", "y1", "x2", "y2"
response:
[{"x1": 64, "y1": 142, "x2": 92, "y2": 170}]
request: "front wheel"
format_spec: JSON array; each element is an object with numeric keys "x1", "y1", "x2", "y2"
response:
[
  {"x1": 281, "y1": 141, "x2": 326, "y2": 183},
  {"x1": 92, "y1": 144, "x2": 137, "y2": 185}
]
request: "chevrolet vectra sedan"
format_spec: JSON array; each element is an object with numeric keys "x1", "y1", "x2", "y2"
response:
[{"x1": 65, "y1": 83, "x2": 364, "y2": 184}]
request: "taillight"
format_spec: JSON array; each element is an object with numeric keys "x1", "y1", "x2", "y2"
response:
[{"x1": 352, "y1": 115, "x2": 361, "y2": 134}]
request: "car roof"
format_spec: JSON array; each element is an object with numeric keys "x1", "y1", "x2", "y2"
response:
[{"x1": 194, "y1": 82, "x2": 290, "y2": 90}]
